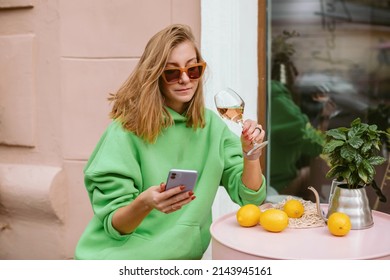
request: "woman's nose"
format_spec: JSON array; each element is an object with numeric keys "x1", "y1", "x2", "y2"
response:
[{"x1": 179, "y1": 71, "x2": 191, "y2": 83}]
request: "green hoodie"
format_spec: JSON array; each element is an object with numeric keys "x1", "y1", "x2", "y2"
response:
[{"x1": 75, "y1": 107, "x2": 266, "y2": 260}]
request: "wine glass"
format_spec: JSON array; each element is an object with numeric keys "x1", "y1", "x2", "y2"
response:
[{"x1": 214, "y1": 87, "x2": 268, "y2": 156}]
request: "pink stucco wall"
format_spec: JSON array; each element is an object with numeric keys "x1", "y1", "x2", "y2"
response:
[{"x1": 0, "y1": 0, "x2": 201, "y2": 259}]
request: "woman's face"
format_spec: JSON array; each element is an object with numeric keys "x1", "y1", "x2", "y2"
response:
[{"x1": 161, "y1": 41, "x2": 199, "y2": 114}]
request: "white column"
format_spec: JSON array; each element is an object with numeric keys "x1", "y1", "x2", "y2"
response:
[{"x1": 201, "y1": 0, "x2": 259, "y2": 217}]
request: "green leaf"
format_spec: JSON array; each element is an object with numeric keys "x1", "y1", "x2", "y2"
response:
[
  {"x1": 361, "y1": 142, "x2": 372, "y2": 153},
  {"x1": 358, "y1": 160, "x2": 376, "y2": 185},
  {"x1": 358, "y1": 165, "x2": 369, "y2": 184},
  {"x1": 326, "y1": 165, "x2": 346, "y2": 179},
  {"x1": 349, "y1": 124, "x2": 366, "y2": 138},
  {"x1": 323, "y1": 140, "x2": 344, "y2": 154},
  {"x1": 368, "y1": 124, "x2": 378, "y2": 131},
  {"x1": 340, "y1": 145, "x2": 356, "y2": 161},
  {"x1": 348, "y1": 136, "x2": 364, "y2": 149},
  {"x1": 372, "y1": 140, "x2": 381, "y2": 151},
  {"x1": 348, "y1": 163, "x2": 357, "y2": 174},
  {"x1": 368, "y1": 156, "x2": 386, "y2": 166},
  {"x1": 350, "y1": 118, "x2": 361, "y2": 126},
  {"x1": 326, "y1": 129, "x2": 347, "y2": 140},
  {"x1": 354, "y1": 153, "x2": 363, "y2": 165}
]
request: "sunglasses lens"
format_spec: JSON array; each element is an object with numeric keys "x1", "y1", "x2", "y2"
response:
[
  {"x1": 162, "y1": 63, "x2": 205, "y2": 84},
  {"x1": 187, "y1": 65, "x2": 203, "y2": 79},
  {"x1": 163, "y1": 69, "x2": 181, "y2": 83}
]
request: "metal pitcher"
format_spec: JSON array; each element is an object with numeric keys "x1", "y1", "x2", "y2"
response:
[{"x1": 309, "y1": 180, "x2": 374, "y2": 230}]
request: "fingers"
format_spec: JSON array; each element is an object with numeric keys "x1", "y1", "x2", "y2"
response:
[
  {"x1": 162, "y1": 193, "x2": 196, "y2": 214},
  {"x1": 159, "y1": 182, "x2": 166, "y2": 192},
  {"x1": 151, "y1": 185, "x2": 196, "y2": 214},
  {"x1": 242, "y1": 120, "x2": 265, "y2": 143},
  {"x1": 160, "y1": 190, "x2": 196, "y2": 214},
  {"x1": 252, "y1": 125, "x2": 264, "y2": 143},
  {"x1": 160, "y1": 185, "x2": 186, "y2": 199}
]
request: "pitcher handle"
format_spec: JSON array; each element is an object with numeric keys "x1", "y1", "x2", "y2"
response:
[{"x1": 308, "y1": 186, "x2": 327, "y2": 223}]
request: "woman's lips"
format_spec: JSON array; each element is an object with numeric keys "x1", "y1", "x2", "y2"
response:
[{"x1": 175, "y1": 87, "x2": 192, "y2": 94}]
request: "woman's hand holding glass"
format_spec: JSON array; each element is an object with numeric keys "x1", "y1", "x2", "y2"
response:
[
  {"x1": 241, "y1": 120, "x2": 265, "y2": 160},
  {"x1": 214, "y1": 88, "x2": 268, "y2": 158}
]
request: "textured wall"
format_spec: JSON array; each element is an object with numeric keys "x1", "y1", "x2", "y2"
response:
[{"x1": 0, "y1": 0, "x2": 200, "y2": 259}]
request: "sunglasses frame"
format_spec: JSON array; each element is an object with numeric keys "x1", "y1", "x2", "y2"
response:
[{"x1": 161, "y1": 62, "x2": 206, "y2": 84}]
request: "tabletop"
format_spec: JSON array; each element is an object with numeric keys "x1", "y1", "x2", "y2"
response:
[{"x1": 210, "y1": 207, "x2": 390, "y2": 260}]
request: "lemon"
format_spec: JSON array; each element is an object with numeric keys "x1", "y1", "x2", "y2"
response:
[
  {"x1": 236, "y1": 204, "x2": 261, "y2": 227},
  {"x1": 283, "y1": 199, "x2": 304, "y2": 218},
  {"x1": 259, "y1": 209, "x2": 289, "y2": 232},
  {"x1": 327, "y1": 212, "x2": 352, "y2": 236}
]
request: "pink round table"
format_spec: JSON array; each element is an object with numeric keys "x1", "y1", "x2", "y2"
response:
[{"x1": 210, "y1": 208, "x2": 390, "y2": 260}]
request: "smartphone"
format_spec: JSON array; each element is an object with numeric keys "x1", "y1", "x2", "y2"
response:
[{"x1": 165, "y1": 169, "x2": 198, "y2": 192}]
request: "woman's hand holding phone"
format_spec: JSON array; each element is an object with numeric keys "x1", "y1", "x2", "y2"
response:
[
  {"x1": 159, "y1": 169, "x2": 197, "y2": 213},
  {"x1": 140, "y1": 169, "x2": 197, "y2": 214},
  {"x1": 159, "y1": 182, "x2": 196, "y2": 213}
]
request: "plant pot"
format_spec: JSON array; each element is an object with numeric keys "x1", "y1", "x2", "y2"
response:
[{"x1": 327, "y1": 180, "x2": 374, "y2": 230}]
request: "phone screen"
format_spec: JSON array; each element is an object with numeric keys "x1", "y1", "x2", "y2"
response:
[{"x1": 165, "y1": 169, "x2": 198, "y2": 192}]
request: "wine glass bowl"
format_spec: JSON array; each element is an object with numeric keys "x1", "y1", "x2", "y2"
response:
[
  {"x1": 214, "y1": 87, "x2": 268, "y2": 156},
  {"x1": 214, "y1": 88, "x2": 245, "y2": 124}
]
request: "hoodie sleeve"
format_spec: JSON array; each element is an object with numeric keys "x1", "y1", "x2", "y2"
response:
[
  {"x1": 219, "y1": 126, "x2": 267, "y2": 206},
  {"x1": 83, "y1": 122, "x2": 143, "y2": 240}
]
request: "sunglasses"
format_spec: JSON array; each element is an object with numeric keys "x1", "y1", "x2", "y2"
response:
[{"x1": 161, "y1": 62, "x2": 206, "y2": 84}]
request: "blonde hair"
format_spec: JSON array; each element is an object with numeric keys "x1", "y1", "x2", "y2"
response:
[{"x1": 109, "y1": 24, "x2": 206, "y2": 143}]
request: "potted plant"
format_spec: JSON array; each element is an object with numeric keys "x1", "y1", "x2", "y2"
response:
[
  {"x1": 323, "y1": 117, "x2": 388, "y2": 192},
  {"x1": 318, "y1": 118, "x2": 389, "y2": 229}
]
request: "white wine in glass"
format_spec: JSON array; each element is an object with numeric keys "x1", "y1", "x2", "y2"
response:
[{"x1": 214, "y1": 87, "x2": 268, "y2": 156}]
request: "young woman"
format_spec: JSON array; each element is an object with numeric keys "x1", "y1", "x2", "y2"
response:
[{"x1": 75, "y1": 24, "x2": 267, "y2": 260}]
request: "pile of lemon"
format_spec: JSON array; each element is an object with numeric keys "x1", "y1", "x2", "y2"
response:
[
  {"x1": 236, "y1": 203, "x2": 290, "y2": 232},
  {"x1": 236, "y1": 200, "x2": 351, "y2": 237}
]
